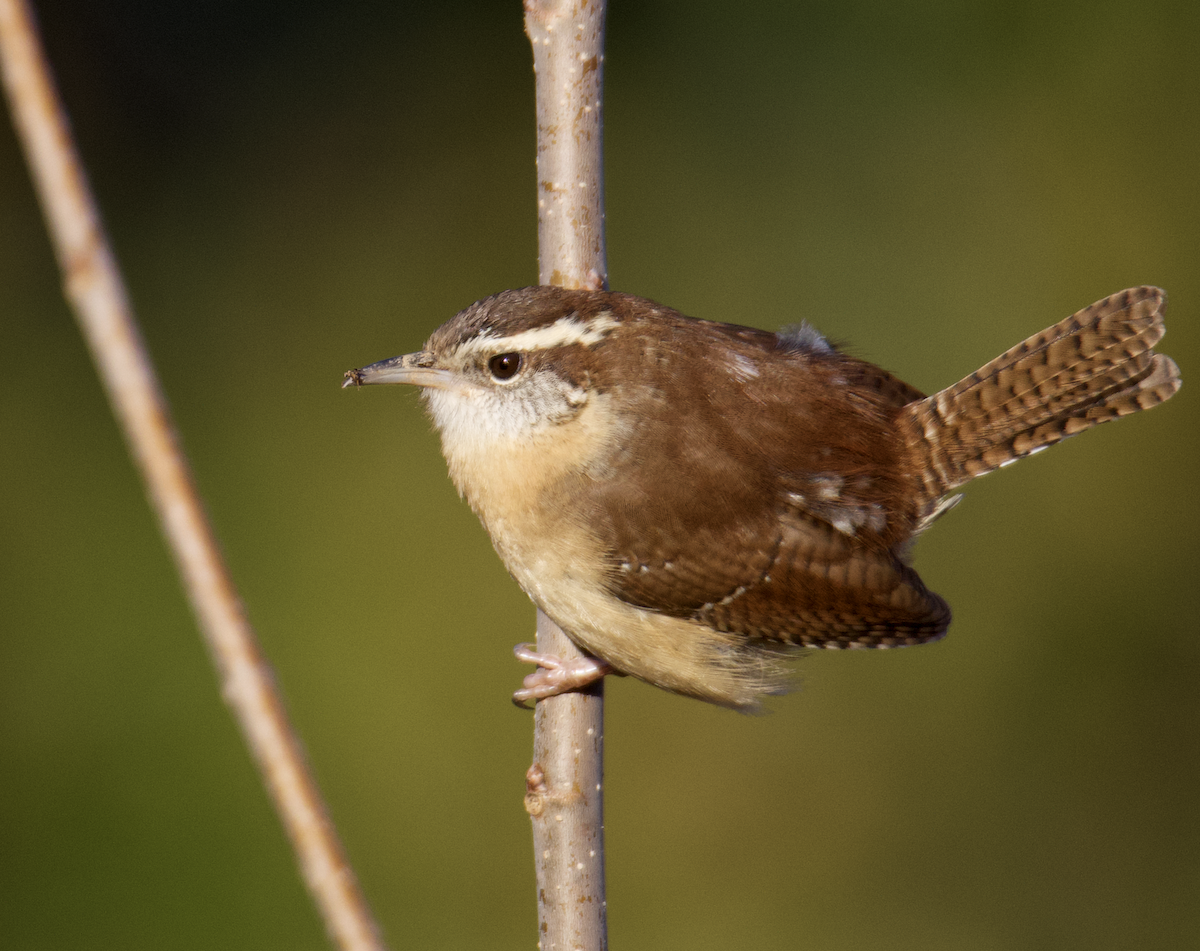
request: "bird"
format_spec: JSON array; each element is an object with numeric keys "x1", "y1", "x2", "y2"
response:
[{"x1": 344, "y1": 285, "x2": 1180, "y2": 710}]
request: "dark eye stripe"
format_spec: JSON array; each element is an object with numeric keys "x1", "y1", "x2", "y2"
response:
[{"x1": 488, "y1": 352, "x2": 523, "y2": 380}]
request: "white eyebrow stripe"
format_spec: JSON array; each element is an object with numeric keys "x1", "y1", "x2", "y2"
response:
[{"x1": 459, "y1": 311, "x2": 619, "y2": 356}]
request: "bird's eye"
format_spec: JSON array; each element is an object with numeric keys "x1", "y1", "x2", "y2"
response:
[{"x1": 488, "y1": 352, "x2": 523, "y2": 381}]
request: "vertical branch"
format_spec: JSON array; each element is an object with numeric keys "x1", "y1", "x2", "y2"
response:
[
  {"x1": 0, "y1": 3, "x2": 387, "y2": 949},
  {"x1": 523, "y1": 1, "x2": 609, "y2": 949},
  {"x1": 527, "y1": 0, "x2": 608, "y2": 291}
]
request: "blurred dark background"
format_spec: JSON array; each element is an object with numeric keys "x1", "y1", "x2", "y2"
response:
[{"x1": 1, "y1": 1, "x2": 1197, "y2": 948}]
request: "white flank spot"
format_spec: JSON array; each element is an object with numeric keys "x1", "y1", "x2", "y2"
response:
[
  {"x1": 831, "y1": 516, "x2": 856, "y2": 537},
  {"x1": 728, "y1": 353, "x2": 760, "y2": 382},
  {"x1": 813, "y1": 474, "x2": 843, "y2": 500},
  {"x1": 717, "y1": 585, "x2": 747, "y2": 607},
  {"x1": 865, "y1": 505, "x2": 887, "y2": 532}
]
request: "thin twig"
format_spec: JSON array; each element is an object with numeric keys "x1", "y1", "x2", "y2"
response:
[
  {"x1": 0, "y1": 3, "x2": 387, "y2": 949},
  {"x1": 523, "y1": 1, "x2": 609, "y2": 948}
]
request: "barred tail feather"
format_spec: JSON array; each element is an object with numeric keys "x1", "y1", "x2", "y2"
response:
[{"x1": 903, "y1": 286, "x2": 1181, "y2": 503}]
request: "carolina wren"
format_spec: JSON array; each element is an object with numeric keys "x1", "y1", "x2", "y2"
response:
[{"x1": 345, "y1": 285, "x2": 1180, "y2": 709}]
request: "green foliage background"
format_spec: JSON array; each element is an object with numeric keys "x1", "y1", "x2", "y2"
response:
[{"x1": 2, "y1": 1, "x2": 1197, "y2": 948}]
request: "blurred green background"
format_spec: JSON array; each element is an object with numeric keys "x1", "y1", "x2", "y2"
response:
[{"x1": 2, "y1": 1, "x2": 1197, "y2": 948}]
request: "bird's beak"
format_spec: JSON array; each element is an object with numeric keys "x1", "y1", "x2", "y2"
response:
[{"x1": 342, "y1": 351, "x2": 455, "y2": 390}]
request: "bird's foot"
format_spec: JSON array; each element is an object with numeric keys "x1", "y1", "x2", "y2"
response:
[{"x1": 512, "y1": 643, "x2": 612, "y2": 707}]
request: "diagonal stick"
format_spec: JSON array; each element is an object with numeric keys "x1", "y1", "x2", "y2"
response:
[{"x1": 0, "y1": 2, "x2": 388, "y2": 948}]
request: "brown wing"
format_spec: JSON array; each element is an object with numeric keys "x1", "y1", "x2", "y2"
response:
[
  {"x1": 584, "y1": 316, "x2": 949, "y2": 646},
  {"x1": 693, "y1": 509, "x2": 951, "y2": 647},
  {"x1": 606, "y1": 498, "x2": 950, "y2": 647}
]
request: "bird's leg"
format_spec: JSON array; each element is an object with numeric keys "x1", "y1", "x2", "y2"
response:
[{"x1": 512, "y1": 642, "x2": 613, "y2": 707}]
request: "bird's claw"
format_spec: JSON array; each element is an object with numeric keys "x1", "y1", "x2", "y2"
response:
[{"x1": 512, "y1": 643, "x2": 612, "y2": 708}]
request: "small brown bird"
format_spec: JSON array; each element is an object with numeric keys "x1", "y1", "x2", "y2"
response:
[{"x1": 345, "y1": 285, "x2": 1179, "y2": 709}]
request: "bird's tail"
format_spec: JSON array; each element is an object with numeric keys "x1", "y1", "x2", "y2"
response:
[{"x1": 900, "y1": 286, "x2": 1180, "y2": 509}]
